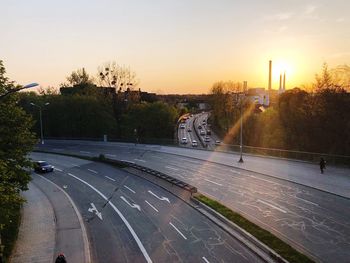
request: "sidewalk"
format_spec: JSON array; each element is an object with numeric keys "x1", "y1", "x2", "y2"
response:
[
  {"x1": 10, "y1": 181, "x2": 55, "y2": 263},
  {"x1": 10, "y1": 173, "x2": 90, "y2": 263}
]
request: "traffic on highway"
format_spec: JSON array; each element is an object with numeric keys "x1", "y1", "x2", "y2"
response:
[{"x1": 178, "y1": 112, "x2": 220, "y2": 150}]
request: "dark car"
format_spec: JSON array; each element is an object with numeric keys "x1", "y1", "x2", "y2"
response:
[{"x1": 34, "y1": 161, "x2": 54, "y2": 173}]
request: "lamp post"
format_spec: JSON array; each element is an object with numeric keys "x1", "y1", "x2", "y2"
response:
[
  {"x1": 30, "y1": 102, "x2": 50, "y2": 144},
  {"x1": 237, "y1": 86, "x2": 246, "y2": 163}
]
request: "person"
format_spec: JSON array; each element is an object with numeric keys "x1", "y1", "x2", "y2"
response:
[
  {"x1": 320, "y1": 158, "x2": 326, "y2": 174},
  {"x1": 55, "y1": 253, "x2": 67, "y2": 263}
]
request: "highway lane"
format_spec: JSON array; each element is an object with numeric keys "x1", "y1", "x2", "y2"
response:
[
  {"x1": 178, "y1": 114, "x2": 202, "y2": 149},
  {"x1": 31, "y1": 152, "x2": 263, "y2": 263},
  {"x1": 193, "y1": 112, "x2": 220, "y2": 150},
  {"x1": 38, "y1": 141, "x2": 350, "y2": 262}
]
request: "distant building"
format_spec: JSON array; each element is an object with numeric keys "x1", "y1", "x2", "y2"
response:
[{"x1": 246, "y1": 88, "x2": 270, "y2": 106}]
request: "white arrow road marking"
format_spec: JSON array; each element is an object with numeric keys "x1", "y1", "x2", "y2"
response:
[
  {"x1": 120, "y1": 196, "x2": 141, "y2": 211},
  {"x1": 124, "y1": 185, "x2": 136, "y2": 194},
  {"x1": 202, "y1": 256, "x2": 210, "y2": 263},
  {"x1": 147, "y1": 190, "x2": 170, "y2": 203},
  {"x1": 67, "y1": 173, "x2": 152, "y2": 263},
  {"x1": 257, "y1": 199, "x2": 287, "y2": 213},
  {"x1": 204, "y1": 179, "x2": 223, "y2": 186},
  {"x1": 88, "y1": 169, "x2": 98, "y2": 174},
  {"x1": 105, "y1": 176, "x2": 116, "y2": 182},
  {"x1": 145, "y1": 200, "x2": 159, "y2": 212},
  {"x1": 165, "y1": 166, "x2": 179, "y2": 171},
  {"x1": 88, "y1": 203, "x2": 103, "y2": 220},
  {"x1": 169, "y1": 222, "x2": 187, "y2": 240}
]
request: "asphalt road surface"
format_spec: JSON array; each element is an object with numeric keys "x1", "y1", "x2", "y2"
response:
[
  {"x1": 37, "y1": 141, "x2": 350, "y2": 263},
  {"x1": 31, "y1": 152, "x2": 263, "y2": 263}
]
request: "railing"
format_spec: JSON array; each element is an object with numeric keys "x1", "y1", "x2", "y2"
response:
[{"x1": 44, "y1": 136, "x2": 350, "y2": 166}]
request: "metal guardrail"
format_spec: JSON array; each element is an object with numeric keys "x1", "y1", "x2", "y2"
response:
[{"x1": 44, "y1": 137, "x2": 350, "y2": 166}]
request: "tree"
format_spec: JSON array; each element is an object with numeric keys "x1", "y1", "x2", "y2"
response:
[
  {"x1": 62, "y1": 67, "x2": 94, "y2": 87},
  {"x1": 0, "y1": 60, "x2": 36, "y2": 260},
  {"x1": 97, "y1": 61, "x2": 138, "y2": 91}
]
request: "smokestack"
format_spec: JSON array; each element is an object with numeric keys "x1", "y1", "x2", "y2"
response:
[
  {"x1": 279, "y1": 73, "x2": 282, "y2": 92},
  {"x1": 283, "y1": 71, "x2": 286, "y2": 91},
  {"x1": 268, "y1": 60, "x2": 272, "y2": 91}
]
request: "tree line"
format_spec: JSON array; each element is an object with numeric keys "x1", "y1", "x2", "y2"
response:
[
  {"x1": 210, "y1": 64, "x2": 350, "y2": 155},
  {"x1": 18, "y1": 63, "x2": 179, "y2": 142}
]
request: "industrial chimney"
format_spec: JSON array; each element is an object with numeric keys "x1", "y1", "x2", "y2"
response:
[
  {"x1": 268, "y1": 60, "x2": 272, "y2": 91},
  {"x1": 279, "y1": 73, "x2": 282, "y2": 93},
  {"x1": 283, "y1": 71, "x2": 286, "y2": 91}
]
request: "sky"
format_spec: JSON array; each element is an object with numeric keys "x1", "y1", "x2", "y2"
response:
[{"x1": 2, "y1": 0, "x2": 350, "y2": 94}]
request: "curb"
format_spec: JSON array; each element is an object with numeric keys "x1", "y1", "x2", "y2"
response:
[{"x1": 191, "y1": 196, "x2": 289, "y2": 263}]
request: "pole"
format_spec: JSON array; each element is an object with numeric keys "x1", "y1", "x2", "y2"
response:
[
  {"x1": 39, "y1": 106, "x2": 44, "y2": 144},
  {"x1": 238, "y1": 95, "x2": 244, "y2": 163}
]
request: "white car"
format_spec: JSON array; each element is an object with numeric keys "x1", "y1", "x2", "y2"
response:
[
  {"x1": 204, "y1": 136, "x2": 210, "y2": 142},
  {"x1": 200, "y1": 130, "x2": 205, "y2": 135},
  {"x1": 181, "y1": 137, "x2": 188, "y2": 144},
  {"x1": 180, "y1": 124, "x2": 185, "y2": 129},
  {"x1": 192, "y1": 140, "x2": 198, "y2": 147},
  {"x1": 215, "y1": 140, "x2": 221, "y2": 145}
]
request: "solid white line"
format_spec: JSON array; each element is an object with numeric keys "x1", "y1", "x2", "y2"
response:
[
  {"x1": 165, "y1": 166, "x2": 179, "y2": 171},
  {"x1": 204, "y1": 179, "x2": 223, "y2": 186},
  {"x1": 80, "y1": 151, "x2": 91, "y2": 154},
  {"x1": 134, "y1": 159, "x2": 146, "y2": 162},
  {"x1": 230, "y1": 169, "x2": 241, "y2": 174},
  {"x1": 88, "y1": 169, "x2": 98, "y2": 174},
  {"x1": 169, "y1": 222, "x2": 187, "y2": 240},
  {"x1": 202, "y1": 256, "x2": 210, "y2": 263},
  {"x1": 257, "y1": 199, "x2": 287, "y2": 213},
  {"x1": 145, "y1": 200, "x2": 159, "y2": 212},
  {"x1": 67, "y1": 173, "x2": 152, "y2": 263},
  {"x1": 105, "y1": 176, "x2": 116, "y2": 182},
  {"x1": 55, "y1": 168, "x2": 63, "y2": 172},
  {"x1": 124, "y1": 185, "x2": 136, "y2": 194}
]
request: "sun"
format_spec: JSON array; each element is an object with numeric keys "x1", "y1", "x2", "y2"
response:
[{"x1": 272, "y1": 60, "x2": 294, "y2": 80}]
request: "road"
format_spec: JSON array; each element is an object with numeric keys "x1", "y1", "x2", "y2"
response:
[
  {"x1": 177, "y1": 112, "x2": 220, "y2": 150},
  {"x1": 37, "y1": 140, "x2": 350, "y2": 263},
  {"x1": 31, "y1": 152, "x2": 263, "y2": 263}
]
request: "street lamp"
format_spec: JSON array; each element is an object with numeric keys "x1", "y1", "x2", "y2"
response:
[
  {"x1": 238, "y1": 92, "x2": 245, "y2": 163},
  {"x1": 30, "y1": 102, "x2": 50, "y2": 144}
]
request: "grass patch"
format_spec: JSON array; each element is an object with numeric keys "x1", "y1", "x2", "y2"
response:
[
  {"x1": 1, "y1": 203, "x2": 21, "y2": 262},
  {"x1": 195, "y1": 194, "x2": 314, "y2": 263}
]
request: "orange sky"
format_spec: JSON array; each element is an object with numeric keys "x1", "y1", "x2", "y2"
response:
[{"x1": 2, "y1": 0, "x2": 350, "y2": 94}]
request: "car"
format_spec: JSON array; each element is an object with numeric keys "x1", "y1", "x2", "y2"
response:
[
  {"x1": 192, "y1": 140, "x2": 198, "y2": 147},
  {"x1": 181, "y1": 137, "x2": 188, "y2": 144},
  {"x1": 198, "y1": 125, "x2": 202, "y2": 129},
  {"x1": 206, "y1": 130, "x2": 211, "y2": 135},
  {"x1": 187, "y1": 128, "x2": 192, "y2": 132},
  {"x1": 215, "y1": 140, "x2": 221, "y2": 145},
  {"x1": 204, "y1": 136, "x2": 210, "y2": 142},
  {"x1": 180, "y1": 124, "x2": 185, "y2": 129},
  {"x1": 202, "y1": 119, "x2": 206, "y2": 123},
  {"x1": 200, "y1": 130, "x2": 205, "y2": 135},
  {"x1": 34, "y1": 161, "x2": 54, "y2": 173}
]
